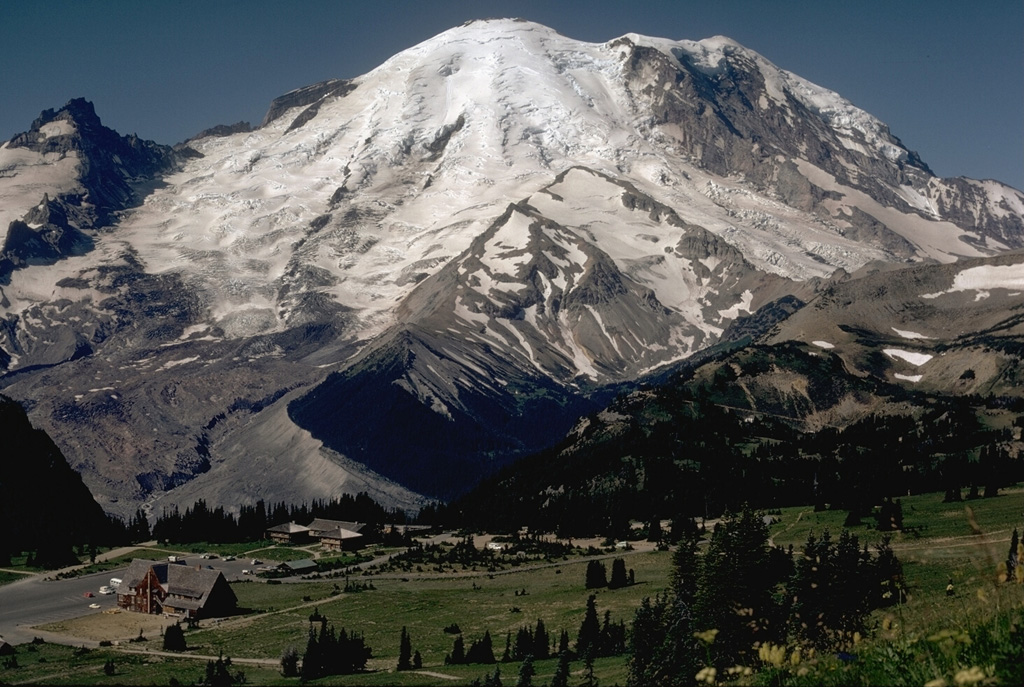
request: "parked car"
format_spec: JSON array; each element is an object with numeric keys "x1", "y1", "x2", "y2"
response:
[
  {"x1": 82, "y1": 591, "x2": 94, "y2": 598},
  {"x1": 250, "y1": 559, "x2": 261, "y2": 565},
  {"x1": 98, "y1": 585, "x2": 114, "y2": 595},
  {"x1": 223, "y1": 555, "x2": 235, "y2": 561}
]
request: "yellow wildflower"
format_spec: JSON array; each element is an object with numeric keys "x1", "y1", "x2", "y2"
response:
[
  {"x1": 694, "y1": 628, "x2": 719, "y2": 644},
  {"x1": 695, "y1": 666, "x2": 717, "y2": 684},
  {"x1": 953, "y1": 666, "x2": 986, "y2": 686},
  {"x1": 758, "y1": 642, "x2": 786, "y2": 667}
]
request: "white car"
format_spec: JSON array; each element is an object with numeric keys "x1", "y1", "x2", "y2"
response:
[{"x1": 98, "y1": 585, "x2": 114, "y2": 595}]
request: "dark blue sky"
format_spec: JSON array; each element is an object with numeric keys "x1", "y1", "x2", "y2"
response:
[{"x1": 2, "y1": 1, "x2": 1021, "y2": 189}]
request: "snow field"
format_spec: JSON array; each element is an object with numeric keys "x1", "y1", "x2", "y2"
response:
[
  {"x1": 921, "y1": 264, "x2": 1024, "y2": 299},
  {"x1": 883, "y1": 349, "x2": 934, "y2": 367}
]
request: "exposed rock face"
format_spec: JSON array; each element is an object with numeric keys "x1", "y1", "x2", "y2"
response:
[
  {"x1": 0, "y1": 98, "x2": 180, "y2": 280},
  {"x1": 766, "y1": 250, "x2": 1024, "y2": 398},
  {"x1": 260, "y1": 78, "x2": 358, "y2": 130},
  {"x1": 0, "y1": 20, "x2": 1021, "y2": 513}
]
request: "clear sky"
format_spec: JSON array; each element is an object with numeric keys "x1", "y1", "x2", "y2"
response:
[{"x1": 1, "y1": 0, "x2": 1021, "y2": 189}]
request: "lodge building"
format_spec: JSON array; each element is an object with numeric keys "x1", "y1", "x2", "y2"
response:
[{"x1": 116, "y1": 559, "x2": 236, "y2": 619}]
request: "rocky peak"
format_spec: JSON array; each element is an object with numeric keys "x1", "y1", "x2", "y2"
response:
[{"x1": 1, "y1": 99, "x2": 181, "y2": 280}]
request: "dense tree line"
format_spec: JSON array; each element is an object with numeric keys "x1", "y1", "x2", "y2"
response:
[
  {"x1": 150, "y1": 492, "x2": 403, "y2": 545},
  {"x1": 443, "y1": 345, "x2": 1023, "y2": 538},
  {"x1": 627, "y1": 508, "x2": 905, "y2": 685},
  {"x1": 445, "y1": 596, "x2": 627, "y2": 673}
]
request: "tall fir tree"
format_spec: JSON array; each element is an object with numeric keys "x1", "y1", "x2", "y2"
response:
[
  {"x1": 576, "y1": 595, "x2": 601, "y2": 657},
  {"x1": 692, "y1": 507, "x2": 783, "y2": 667},
  {"x1": 585, "y1": 560, "x2": 607, "y2": 589},
  {"x1": 533, "y1": 619, "x2": 549, "y2": 660},
  {"x1": 516, "y1": 655, "x2": 535, "y2": 687},
  {"x1": 398, "y1": 626, "x2": 412, "y2": 671},
  {"x1": 608, "y1": 558, "x2": 628, "y2": 589},
  {"x1": 551, "y1": 651, "x2": 571, "y2": 687}
]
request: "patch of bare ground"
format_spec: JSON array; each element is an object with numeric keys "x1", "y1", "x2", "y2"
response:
[{"x1": 37, "y1": 609, "x2": 177, "y2": 643}]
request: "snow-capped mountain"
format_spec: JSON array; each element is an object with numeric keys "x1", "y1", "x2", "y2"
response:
[{"x1": 1, "y1": 19, "x2": 1022, "y2": 512}]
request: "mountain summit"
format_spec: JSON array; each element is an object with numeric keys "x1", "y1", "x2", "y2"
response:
[{"x1": 1, "y1": 19, "x2": 1022, "y2": 511}]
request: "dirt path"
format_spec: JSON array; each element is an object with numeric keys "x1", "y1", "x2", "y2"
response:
[
  {"x1": 415, "y1": 670, "x2": 461, "y2": 681},
  {"x1": 113, "y1": 646, "x2": 280, "y2": 667}
]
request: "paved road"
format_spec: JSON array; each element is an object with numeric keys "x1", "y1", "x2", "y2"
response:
[
  {"x1": 0, "y1": 568, "x2": 123, "y2": 645},
  {"x1": 0, "y1": 553, "x2": 281, "y2": 646}
]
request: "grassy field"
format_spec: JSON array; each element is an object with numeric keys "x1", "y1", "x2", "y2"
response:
[
  {"x1": 0, "y1": 641, "x2": 285, "y2": 686},
  {"x1": 769, "y1": 485, "x2": 1024, "y2": 548},
  {"x1": 186, "y1": 547, "x2": 670, "y2": 674},
  {"x1": 0, "y1": 569, "x2": 32, "y2": 586},
  {"x1": 244, "y1": 546, "x2": 315, "y2": 562}
]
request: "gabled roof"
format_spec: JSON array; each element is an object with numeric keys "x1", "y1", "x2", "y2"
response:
[
  {"x1": 122, "y1": 559, "x2": 165, "y2": 588},
  {"x1": 280, "y1": 558, "x2": 318, "y2": 572},
  {"x1": 267, "y1": 522, "x2": 310, "y2": 534},
  {"x1": 119, "y1": 559, "x2": 225, "y2": 601},
  {"x1": 319, "y1": 527, "x2": 363, "y2": 541},
  {"x1": 167, "y1": 566, "x2": 223, "y2": 599},
  {"x1": 307, "y1": 518, "x2": 365, "y2": 534}
]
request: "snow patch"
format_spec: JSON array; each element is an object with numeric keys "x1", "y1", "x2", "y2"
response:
[
  {"x1": 811, "y1": 340, "x2": 835, "y2": 349},
  {"x1": 38, "y1": 120, "x2": 75, "y2": 139},
  {"x1": 159, "y1": 356, "x2": 200, "y2": 371},
  {"x1": 717, "y1": 289, "x2": 753, "y2": 322},
  {"x1": 891, "y1": 327, "x2": 932, "y2": 340},
  {"x1": 894, "y1": 373, "x2": 923, "y2": 383},
  {"x1": 883, "y1": 349, "x2": 933, "y2": 366},
  {"x1": 921, "y1": 264, "x2": 1024, "y2": 299}
]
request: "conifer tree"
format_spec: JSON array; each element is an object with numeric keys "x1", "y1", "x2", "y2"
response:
[
  {"x1": 693, "y1": 507, "x2": 782, "y2": 666},
  {"x1": 301, "y1": 623, "x2": 322, "y2": 681},
  {"x1": 627, "y1": 596, "x2": 664, "y2": 687},
  {"x1": 516, "y1": 655, "x2": 535, "y2": 687},
  {"x1": 398, "y1": 626, "x2": 412, "y2": 671},
  {"x1": 513, "y1": 627, "x2": 532, "y2": 661},
  {"x1": 280, "y1": 647, "x2": 299, "y2": 677},
  {"x1": 163, "y1": 622, "x2": 187, "y2": 651},
  {"x1": 585, "y1": 560, "x2": 607, "y2": 589},
  {"x1": 557, "y1": 629, "x2": 571, "y2": 657},
  {"x1": 576, "y1": 595, "x2": 601, "y2": 657},
  {"x1": 1008, "y1": 528, "x2": 1020, "y2": 582},
  {"x1": 551, "y1": 651, "x2": 571, "y2": 687},
  {"x1": 533, "y1": 619, "x2": 549, "y2": 660},
  {"x1": 647, "y1": 517, "x2": 663, "y2": 543},
  {"x1": 447, "y1": 635, "x2": 466, "y2": 665},
  {"x1": 608, "y1": 558, "x2": 628, "y2": 589}
]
